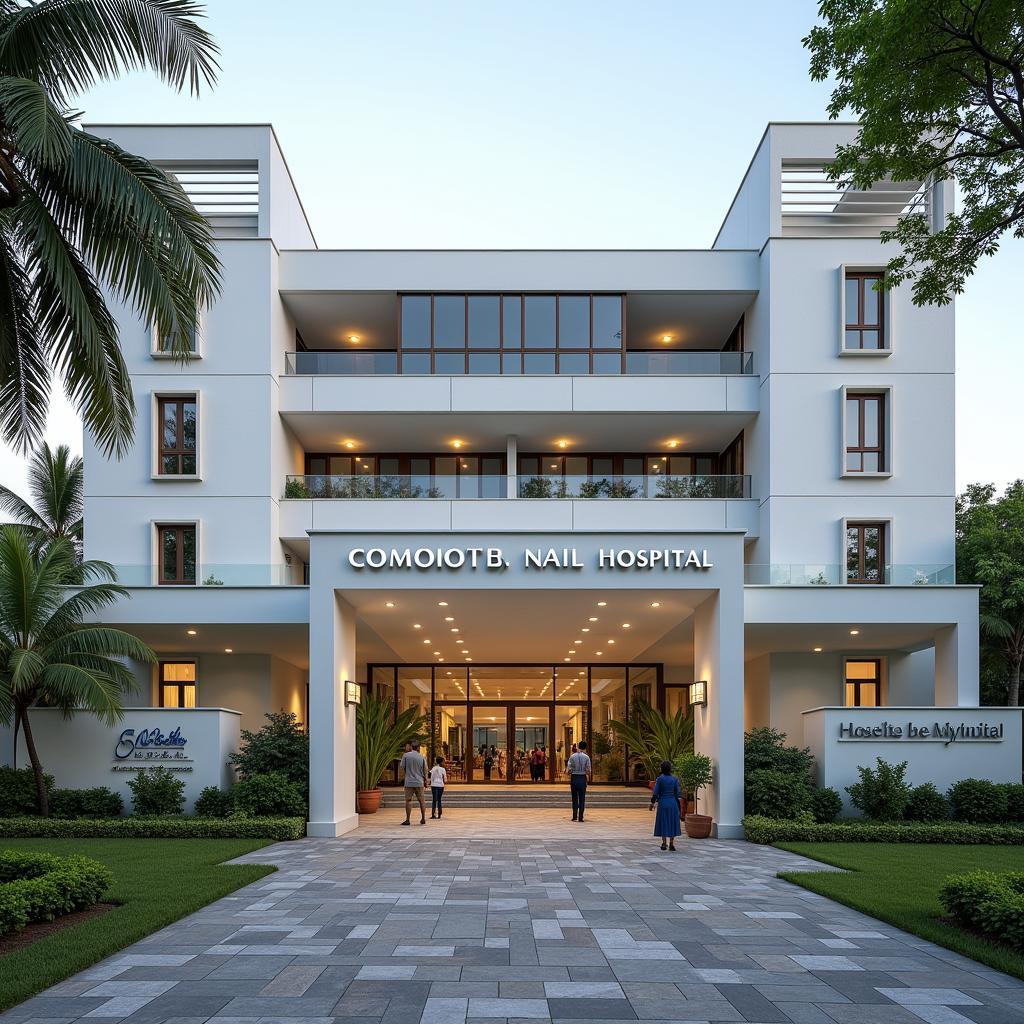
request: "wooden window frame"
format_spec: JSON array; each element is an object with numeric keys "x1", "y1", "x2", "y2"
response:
[
  {"x1": 157, "y1": 396, "x2": 198, "y2": 476},
  {"x1": 844, "y1": 658, "x2": 882, "y2": 707},
  {"x1": 156, "y1": 523, "x2": 196, "y2": 585},
  {"x1": 844, "y1": 391, "x2": 887, "y2": 474},
  {"x1": 844, "y1": 271, "x2": 885, "y2": 351},
  {"x1": 158, "y1": 660, "x2": 197, "y2": 707},
  {"x1": 846, "y1": 521, "x2": 887, "y2": 584}
]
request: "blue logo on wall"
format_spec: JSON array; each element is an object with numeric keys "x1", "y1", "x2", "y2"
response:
[{"x1": 115, "y1": 726, "x2": 188, "y2": 760}]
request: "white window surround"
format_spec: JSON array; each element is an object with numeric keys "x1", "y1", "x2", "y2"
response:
[
  {"x1": 150, "y1": 310, "x2": 204, "y2": 359},
  {"x1": 840, "y1": 384, "x2": 893, "y2": 479},
  {"x1": 839, "y1": 516, "x2": 893, "y2": 586},
  {"x1": 837, "y1": 264, "x2": 892, "y2": 357},
  {"x1": 149, "y1": 518, "x2": 201, "y2": 587},
  {"x1": 151, "y1": 390, "x2": 202, "y2": 481},
  {"x1": 841, "y1": 655, "x2": 888, "y2": 707}
]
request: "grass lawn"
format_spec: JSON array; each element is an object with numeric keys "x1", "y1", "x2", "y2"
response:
[
  {"x1": 0, "y1": 838, "x2": 278, "y2": 1012},
  {"x1": 777, "y1": 842, "x2": 1024, "y2": 981}
]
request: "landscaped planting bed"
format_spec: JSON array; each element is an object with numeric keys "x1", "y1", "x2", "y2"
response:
[
  {"x1": 0, "y1": 817, "x2": 305, "y2": 840},
  {"x1": 940, "y1": 870, "x2": 1024, "y2": 952},
  {"x1": 744, "y1": 815, "x2": 1024, "y2": 845},
  {"x1": 0, "y1": 851, "x2": 112, "y2": 936}
]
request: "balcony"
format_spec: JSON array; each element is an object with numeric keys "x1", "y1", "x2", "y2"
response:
[
  {"x1": 283, "y1": 474, "x2": 752, "y2": 500},
  {"x1": 283, "y1": 350, "x2": 753, "y2": 376},
  {"x1": 744, "y1": 564, "x2": 955, "y2": 586},
  {"x1": 111, "y1": 563, "x2": 305, "y2": 587}
]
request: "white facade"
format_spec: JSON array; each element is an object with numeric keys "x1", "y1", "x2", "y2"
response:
[{"x1": 22, "y1": 120, "x2": 997, "y2": 836}]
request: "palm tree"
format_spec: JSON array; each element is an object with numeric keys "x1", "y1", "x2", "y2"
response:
[
  {"x1": 0, "y1": 1, "x2": 221, "y2": 456},
  {"x1": 0, "y1": 443, "x2": 83, "y2": 552},
  {"x1": 0, "y1": 525, "x2": 155, "y2": 815}
]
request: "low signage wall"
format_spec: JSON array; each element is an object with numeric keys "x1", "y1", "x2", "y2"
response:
[
  {"x1": 12, "y1": 708, "x2": 240, "y2": 814},
  {"x1": 802, "y1": 707, "x2": 1023, "y2": 814}
]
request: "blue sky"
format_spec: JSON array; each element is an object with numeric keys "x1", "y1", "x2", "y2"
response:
[{"x1": 0, "y1": 0, "x2": 1019, "y2": 493}]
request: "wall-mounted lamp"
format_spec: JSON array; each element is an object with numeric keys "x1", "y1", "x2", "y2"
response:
[
  {"x1": 344, "y1": 680, "x2": 362, "y2": 706},
  {"x1": 690, "y1": 680, "x2": 708, "y2": 707}
]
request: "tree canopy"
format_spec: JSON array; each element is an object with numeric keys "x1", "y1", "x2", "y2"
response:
[{"x1": 806, "y1": 0, "x2": 1024, "y2": 305}]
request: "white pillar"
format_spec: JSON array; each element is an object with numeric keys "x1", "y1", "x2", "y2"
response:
[
  {"x1": 935, "y1": 623, "x2": 979, "y2": 707},
  {"x1": 506, "y1": 435, "x2": 518, "y2": 499},
  {"x1": 692, "y1": 588, "x2": 745, "y2": 838},
  {"x1": 307, "y1": 590, "x2": 358, "y2": 837}
]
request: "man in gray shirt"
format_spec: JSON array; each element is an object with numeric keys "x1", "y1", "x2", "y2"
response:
[
  {"x1": 400, "y1": 742, "x2": 429, "y2": 826},
  {"x1": 567, "y1": 741, "x2": 592, "y2": 822}
]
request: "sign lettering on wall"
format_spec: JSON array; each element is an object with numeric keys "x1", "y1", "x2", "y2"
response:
[
  {"x1": 112, "y1": 725, "x2": 194, "y2": 772},
  {"x1": 346, "y1": 546, "x2": 714, "y2": 573},
  {"x1": 838, "y1": 721, "x2": 1005, "y2": 747}
]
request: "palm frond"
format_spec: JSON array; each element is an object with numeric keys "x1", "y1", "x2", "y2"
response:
[
  {"x1": 0, "y1": 75, "x2": 73, "y2": 165},
  {"x1": 0, "y1": 484, "x2": 46, "y2": 533},
  {"x1": 25, "y1": 443, "x2": 83, "y2": 541},
  {"x1": 0, "y1": 0, "x2": 219, "y2": 104}
]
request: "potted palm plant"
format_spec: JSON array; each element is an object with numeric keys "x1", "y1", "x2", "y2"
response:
[
  {"x1": 355, "y1": 693, "x2": 429, "y2": 814},
  {"x1": 675, "y1": 753, "x2": 714, "y2": 838},
  {"x1": 609, "y1": 702, "x2": 694, "y2": 786}
]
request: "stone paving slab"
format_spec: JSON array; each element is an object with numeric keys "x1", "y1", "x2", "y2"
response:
[{"x1": 3, "y1": 811, "x2": 1024, "y2": 1024}]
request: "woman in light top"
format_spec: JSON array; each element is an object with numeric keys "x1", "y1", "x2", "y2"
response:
[
  {"x1": 430, "y1": 755, "x2": 447, "y2": 819},
  {"x1": 649, "y1": 760, "x2": 682, "y2": 851}
]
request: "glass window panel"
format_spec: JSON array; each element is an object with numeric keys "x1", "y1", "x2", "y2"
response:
[
  {"x1": 523, "y1": 296, "x2": 556, "y2": 348},
  {"x1": 863, "y1": 399, "x2": 879, "y2": 446},
  {"x1": 846, "y1": 660, "x2": 879, "y2": 680},
  {"x1": 622, "y1": 457, "x2": 643, "y2": 476},
  {"x1": 458, "y1": 456, "x2": 479, "y2": 476},
  {"x1": 845, "y1": 278, "x2": 859, "y2": 325},
  {"x1": 844, "y1": 682, "x2": 856, "y2": 706},
  {"x1": 629, "y1": 666, "x2": 656, "y2": 712},
  {"x1": 861, "y1": 330, "x2": 880, "y2": 350},
  {"x1": 401, "y1": 295, "x2": 431, "y2": 348},
  {"x1": 860, "y1": 682, "x2": 878, "y2": 706},
  {"x1": 846, "y1": 451, "x2": 863, "y2": 472},
  {"x1": 308, "y1": 457, "x2": 326, "y2": 475},
  {"x1": 592, "y1": 352, "x2": 621, "y2": 375},
  {"x1": 162, "y1": 685, "x2": 179, "y2": 707},
  {"x1": 182, "y1": 402, "x2": 196, "y2": 449},
  {"x1": 182, "y1": 527, "x2": 196, "y2": 582},
  {"x1": 558, "y1": 352, "x2": 589, "y2": 375},
  {"x1": 162, "y1": 662, "x2": 196, "y2": 682},
  {"x1": 591, "y1": 668, "x2": 627, "y2": 782},
  {"x1": 669, "y1": 456, "x2": 694, "y2": 474},
  {"x1": 372, "y1": 666, "x2": 396, "y2": 706},
  {"x1": 523, "y1": 352, "x2": 555, "y2": 374},
  {"x1": 328, "y1": 456, "x2": 352, "y2": 474},
  {"x1": 354, "y1": 456, "x2": 376, "y2": 474},
  {"x1": 402, "y1": 352, "x2": 431, "y2": 374},
  {"x1": 543, "y1": 456, "x2": 562, "y2": 476},
  {"x1": 502, "y1": 296, "x2": 522, "y2": 348},
  {"x1": 410, "y1": 457, "x2": 431, "y2": 494},
  {"x1": 181, "y1": 454, "x2": 197, "y2": 475},
  {"x1": 863, "y1": 452, "x2": 880, "y2": 473},
  {"x1": 398, "y1": 667, "x2": 432, "y2": 720},
  {"x1": 863, "y1": 526, "x2": 881, "y2": 578},
  {"x1": 845, "y1": 329, "x2": 861, "y2": 349},
  {"x1": 162, "y1": 403, "x2": 177, "y2": 448},
  {"x1": 468, "y1": 295, "x2": 500, "y2": 347},
  {"x1": 557, "y1": 295, "x2": 589, "y2": 348},
  {"x1": 468, "y1": 352, "x2": 500, "y2": 374},
  {"x1": 379, "y1": 457, "x2": 400, "y2": 477},
  {"x1": 863, "y1": 279, "x2": 879, "y2": 324},
  {"x1": 846, "y1": 526, "x2": 860, "y2": 578},
  {"x1": 433, "y1": 295, "x2": 465, "y2": 348},
  {"x1": 846, "y1": 398, "x2": 860, "y2": 446},
  {"x1": 435, "y1": 351, "x2": 466, "y2": 374},
  {"x1": 592, "y1": 295, "x2": 622, "y2": 348},
  {"x1": 501, "y1": 353, "x2": 521, "y2": 374},
  {"x1": 161, "y1": 529, "x2": 177, "y2": 581},
  {"x1": 519, "y1": 457, "x2": 539, "y2": 475},
  {"x1": 564, "y1": 456, "x2": 587, "y2": 476},
  {"x1": 433, "y1": 703, "x2": 467, "y2": 775},
  {"x1": 591, "y1": 457, "x2": 613, "y2": 476},
  {"x1": 183, "y1": 684, "x2": 197, "y2": 708},
  {"x1": 434, "y1": 457, "x2": 457, "y2": 499},
  {"x1": 161, "y1": 454, "x2": 178, "y2": 475}
]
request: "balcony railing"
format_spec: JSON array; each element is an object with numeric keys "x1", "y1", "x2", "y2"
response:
[
  {"x1": 744, "y1": 564, "x2": 955, "y2": 586},
  {"x1": 111, "y1": 564, "x2": 304, "y2": 586},
  {"x1": 283, "y1": 473, "x2": 751, "y2": 500},
  {"x1": 283, "y1": 350, "x2": 754, "y2": 376}
]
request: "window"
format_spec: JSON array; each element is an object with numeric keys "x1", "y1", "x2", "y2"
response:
[
  {"x1": 845, "y1": 392, "x2": 886, "y2": 473},
  {"x1": 157, "y1": 524, "x2": 196, "y2": 585},
  {"x1": 158, "y1": 397, "x2": 197, "y2": 475},
  {"x1": 847, "y1": 522, "x2": 886, "y2": 584},
  {"x1": 844, "y1": 659, "x2": 881, "y2": 707},
  {"x1": 844, "y1": 272, "x2": 885, "y2": 350},
  {"x1": 159, "y1": 662, "x2": 197, "y2": 707},
  {"x1": 154, "y1": 315, "x2": 200, "y2": 356}
]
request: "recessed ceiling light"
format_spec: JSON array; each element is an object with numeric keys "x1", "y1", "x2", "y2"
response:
[
  {"x1": 434, "y1": 651, "x2": 440, "y2": 656},
  {"x1": 438, "y1": 601, "x2": 448, "y2": 607},
  {"x1": 607, "y1": 639, "x2": 616, "y2": 645},
  {"x1": 349, "y1": 334, "x2": 360, "y2": 343},
  {"x1": 556, "y1": 439, "x2": 570, "y2": 449},
  {"x1": 456, "y1": 639, "x2": 464, "y2": 644},
  {"x1": 450, "y1": 627, "x2": 459, "y2": 633},
  {"x1": 666, "y1": 440, "x2": 680, "y2": 449},
  {"x1": 651, "y1": 601, "x2": 661, "y2": 608},
  {"x1": 622, "y1": 623, "x2": 631, "y2": 629},
  {"x1": 581, "y1": 628, "x2": 590, "y2": 633},
  {"x1": 661, "y1": 334, "x2": 672, "y2": 343},
  {"x1": 450, "y1": 439, "x2": 464, "y2": 449},
  {"x1": 574, "y1": 639, "x2": 583, "y2": 645},
  {"x1": 588, "y1": 616, "x2": 598, "y2": 622},
  {"x1": 385, "y1": 601, "x2": 395, "y2": 608},
  {"x1": 813, "y1": 647, "x2": 823, "y2": 653},
  {"x1": 343, "y1": 439, "x2": 356, "y2": 449},
  {"x1": 422, "y1": 639, "x2": 430, "y2": 644},
  {"x1": 597, "y1": 601, "x2": 607, "y2": 607},
  {"x1": 224, "y1": 647, "x2": 233, "y2": 653},
  {"x1": 564, "y1": 657, "x2": 571, "y2": 662},
  {"x1": 850, "y1": 629, "x2": 860, "y2": 636},
  {"x1": 413, "y1": 623, "x2": 421, "y2": 629},
  {"x1": 595, "y1": 651, "x2": 603, "y2": 656},
  {"x1": 186, "y1": 629, "x2": 197, "y2": 636},
  {"x1": 444, "y1": 616, "x2": 454, "y2": 622}
]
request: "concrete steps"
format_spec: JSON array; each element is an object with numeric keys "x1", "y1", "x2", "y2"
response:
[{"x1": 383, "y1": 785, "x2": 650, "y2": 809}]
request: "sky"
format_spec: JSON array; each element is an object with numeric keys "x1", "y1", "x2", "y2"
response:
[{"x1": 0, "y1": 0, "x2": 1019, "y2": 496}]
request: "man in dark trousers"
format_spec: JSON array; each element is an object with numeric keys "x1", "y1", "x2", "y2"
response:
[{"x1": 566, "y1": 740, "x2": 592, "y2": 822}]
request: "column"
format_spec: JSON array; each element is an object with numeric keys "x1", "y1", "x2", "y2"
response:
[
  {"x1": 506, "y1": 435, "x2": 518, "y2": 499},
  {"x1": 935, "y1": 623, "x2": 979, "y2": 707},
  {"x1": 307, "y1": 590, "x2": 358, "y2": 837},
  {"x1": 692, "y1": 587, "x2": 745, "y2": 838}
]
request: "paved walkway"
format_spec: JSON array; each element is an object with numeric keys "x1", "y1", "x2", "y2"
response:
[{"x1": 5, "y1": 811, "x2": 1024, "y2": 1024}]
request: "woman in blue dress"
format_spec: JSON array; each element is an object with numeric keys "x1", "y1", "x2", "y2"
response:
[{"x1": 649, "y1": 760, "x2": 682, "y2": 851}]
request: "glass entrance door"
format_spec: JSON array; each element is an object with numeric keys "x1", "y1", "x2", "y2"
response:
[
  {"x1": 471, "y1": 706, "x2": 508, "y2": 782},
  {"x1": 515, "y1": 705, "x2": 551, "y2": 782}
]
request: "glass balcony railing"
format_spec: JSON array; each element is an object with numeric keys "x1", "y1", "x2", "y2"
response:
[
  {"x1": 111, "y1": 564, "x2": 304, "y2": 586},
  {"x1": 283, "y1": 474, "x2": 751, "y2": 500},
  {"x1": 744, "y1": 564, "x2": 956, "y2": 586},
  {"x1": 283, "y1": 349, "x2": 754, "y2": 376}
]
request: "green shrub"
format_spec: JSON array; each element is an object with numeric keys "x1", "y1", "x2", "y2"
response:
[
  {"x1": 49, "y1": 787, "x2": 124, "y2": 819},
  {"x1": 126, "y1": 767, "x2": 185, "y2": 816},
  {"x1": 230, "y1": 711, "x2": 309, "y2": 799},
  {"x1": 810, "y1": 786, "x2": 843, "y2": 824},
  {"x1": 232, "y1": 772, "x2": 306, "y2": 817},
  {"x1": 193, "y1": 786, "x2": 234, "y2": 818},
  {"x1": 1004, "y1": 783, "x2": 1024, "y2": 822},
  {"x1": 744, "y1": 728, "x2": 815, "y2": 778},
  {"x1": 939, "y1": 870, "x2": 1024, "y2": 951},
  {"x1": 0, "y1": 851, "x2": 112, "y2": 936},
  {"x1": 948, "y1": 778, "x2": 1010, "y2": 823},
  {"x1": 742, "y1": 814, "x2": 1024, "y2": 845},
  {"x1": 846, "y1": 758, "x2": 910, "y2": 821},
  {"x1": 0, "y1": 816, "x2": 305, "y2": 840},
  {"x1": 745, "y1": 768, "x2": 812, "y2": 819},
  {"x1": 904, "y1": 782, "x2": 948, "y2": 822},
  {"x1": 0, "y1": 766, "x2": 53, "y2": 817}
]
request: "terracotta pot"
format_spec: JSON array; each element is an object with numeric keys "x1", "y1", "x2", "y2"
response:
[
  {"x1": 684, "y1": 813, "x2": 713, "y2": 839},
  {"x1": 357, "y1": 788, "x2": 382, "y2": 814}
]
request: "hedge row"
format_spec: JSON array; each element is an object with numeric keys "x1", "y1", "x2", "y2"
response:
[
  {"x1": 743, "y1": 815, "x2": 1024, "y2": 845},
  {"x1": 0, "y1": 817, "x2": 305, "y2": 840},
  {"x1": 0, "y1": 851, "x2": 112, "y2": 935},
  {"x1": 939, "y1": 870, "x2": 1024, "y2": 951}
]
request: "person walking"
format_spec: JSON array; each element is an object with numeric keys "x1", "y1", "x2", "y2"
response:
[
  {"x1": 399, "y1": 741, "x2": 428, "y2": 826},
  {"x1": 649, "y1": 760, "x2": 682, "y2": 851},
  {"x1": 529, "y1": 743, "x2": 541, "y2": 782},
  {"x1": 430, "y1": 755, "x2": 447, "y2": 819},
  {"x1": 566, "y1": 740, "x2": 592, "y2": 822}
]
